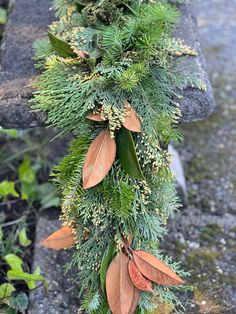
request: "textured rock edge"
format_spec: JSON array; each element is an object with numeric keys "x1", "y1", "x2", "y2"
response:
[{"x1": 0, "y1": 0, "x2": 215, "y2": 128}]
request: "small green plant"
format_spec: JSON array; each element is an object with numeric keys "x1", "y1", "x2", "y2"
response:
[
  {"x1": 0, "y1": 228, "x2": 47, "y2": 313},
  {"x1": 0, "y1": 7, "x2": 7, "y2": 25},
  {"x1": 0, "y1": 128, "x2": 60, "y2": 313}
]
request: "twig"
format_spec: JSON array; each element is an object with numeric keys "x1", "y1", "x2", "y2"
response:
[{"x1": 0, "y1": 216, "x2": 26, "y2": 228}]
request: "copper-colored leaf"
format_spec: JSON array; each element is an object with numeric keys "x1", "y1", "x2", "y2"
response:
[
  {"x1": 83, "y1": 129, "x2": 116, "y2": 189},
  {"x1": 40, "y1": 226, "x2": 75, "y2": 250},
  {"x1": 128, "y1": 260, "x2": 153, "y2": 292},
  {"x1": 106, "y1": 251, "x2": 137, "y2": 314},
  {"x1": 86, "y1": 112, "x2": 105, "y2": 122},
  {"x1": 133, "y1": 250, "x2": 184, "y2": 286},
  {"x1": 129, "y1": 287, "x2": 140, "y2": 314},
  {"x1": 122, "y1": 102, "x2": 141, "y2": 133}
]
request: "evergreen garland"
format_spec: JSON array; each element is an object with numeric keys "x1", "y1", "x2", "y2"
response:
[{"x1": 32, "y1": 0, "x2": 205, "y2": 312}]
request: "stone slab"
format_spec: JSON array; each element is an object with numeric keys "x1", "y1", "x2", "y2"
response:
[
  {"x1": 0, "y1": 0, "x2": 53, "y2": 128},
  {"x1": 0, "y1": 0, "x2": 215, "y2": 128},
  {"x1": 28, "y1": 216, "x2": 78, "y2": 314},
  {"x1": 175, "y1": 2, "x2": 215, "y2": 122}
]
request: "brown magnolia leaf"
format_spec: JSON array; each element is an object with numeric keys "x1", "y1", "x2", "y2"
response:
[
  {"x1": 133, "y1": 250, "x2": 184, "y2": 286},
  {"x1": 40, "y1": 226, "x2": 75, "y2": 250},
  {"x1": 128, "y1": 260, "x2": 153, "y2": 292},
  {"x1": 106, "y1": 251, "x2": 137, "y2": 314},
  {"x1": 86, "y1": 112, "x2": 105, "y2": 122},
  {"x1": 122, "y1": 102, "x2": 141, "y2": 133},
  {"x1": 129, "y1": 287, "x2": 140, "y2": 314},
  {"x1": 83, "y1": 128, "x2": 116, "y2": 189}
]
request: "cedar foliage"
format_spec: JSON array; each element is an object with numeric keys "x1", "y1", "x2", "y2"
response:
[{"x1": 32, "y1": 0, "x2": 204, "y2": 312}]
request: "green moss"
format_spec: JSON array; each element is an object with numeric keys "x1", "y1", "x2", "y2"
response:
[
  {"x1": 230, "y1": 226, "x2": 236, "y2": 233},
  {"x1": 218, "y1": 274, "x2": 236, "y2": 290},
  {"x1": 200, "y1": 223, "x2": 223, "y2": 244},
  {"x1": 186, "y1": 249, "x2": 221, "y2": 270},
  {"x1": 205, "y1": 45, "x2": 223, "y2": 54},
  {"x1": 230, "y1": 275, "x2": 236, "y2": 289},
  {"x1": 172, "y1": 240, "x2": 187, "y2": 255},
  {"x1": 193, "y1": 288, "x2": 224, "y2": 314}
]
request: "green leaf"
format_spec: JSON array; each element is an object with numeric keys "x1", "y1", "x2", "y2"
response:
[
  {"x1": 7, "y1": 270, "x2": 45, "y2": 290},
  {"x1": 18, "y1": 228, "x2": 32, "y2": 247},
  {"x1": 100, "y1": 241, "x2": 115, "y2": 292},
  {"x1": 20, "y1": 183, "x2": 37, "y2": 201},
  {"x1": 0, "y1": 226, "x2": 3, "y2": 241},
  {"x1": 0, "y1": 128, "x2": 18, "y2": 138},
  {"x1": 0, "y1": 284, "x2": 16, "y2": 303},
  {"x1": 18, "y1": 155, "x2": 36, "y2": 185},
  {"x1": 89, "y1": 34, "x2": 103, "y2": 59},
  {"x1": 116, "y1": 128, "x2": 145, "y2": 180},
  {"x1": 18, "y1": 155, "x2": 37, "y2": 200},
  {"x1": 76, "y1": 29, "x2": 103, "y2": 59},
  {"x1": 37, "y1": 183, "x2": 60, "y2": 209},
  {"x1": 0, "y1": 7, "x2": 7, "y2": 25},
  {"x1": 48, "y1": 32, "x2": 76, "y2": 58},
  {"x1": 4, "y1": 254, "x2": 23, "y2": 272},
  {"x1": 101, "y1": 301, "x2": 110, "y2": 314},
  {"x1": 0, "y1": 181, "x2": 19, "y2": 198},
  {"x1": 0, "y1": 306, "x2": 16, "y2": 314},
  {"x1": 9, "y1": 293, "x2": 28, "y2": 312}
]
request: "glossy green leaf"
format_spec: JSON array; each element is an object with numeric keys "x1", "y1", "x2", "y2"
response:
[
  {"x1": 100, "y1": 241, "x2": 115, "y2": 292},
  {"x1": 0, "y1": 128, "x2": 18, "y2": 138},
  {"x1": 48, "y1": 32, "x2": 76, "y2": 58},
  {"x1": 18, "y1": 156, "x2": 36, "y2": 185},
  {"x1": 18, "y1": 155, "x2": 37, "y2": 200},
  {"x1": 116, "y1": 128, "x2": 145, "y2": 180},
  {"x1": 0, "y1": 8, "x2": 7, "y2": 25},
  {"x1": 101, "y1": 301, "x2": 110, "y2": 314},
  {"x1": 0, "y1": 283, "x2": 16, "y2": 303},
  {"x1": 7, "y1": 270, "x2": 45, "y2": 290},
  {"x1": 0, "y1": 181, "x2": 19, "y2": 198},
  {"x1": 9, "y1": 293, "x2": 28, "y2": 312},
  {"x1": 4, "y1": 254, "x2": 23, "y2": 272},
  {"x1": 19, "y1": 228, "x2": 32, "y2": 247}
]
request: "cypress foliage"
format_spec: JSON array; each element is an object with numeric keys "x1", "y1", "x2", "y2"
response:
[{"x1": 32, "y1": 0, "x2": 204, "y2": 312}]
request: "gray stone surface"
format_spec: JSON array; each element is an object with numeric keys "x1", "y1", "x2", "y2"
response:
[
  {"x1": 175, "y1": 2, "x2": 215, "y2": 122},
  {"x1": 28, "y1": 216, "x2": 78, "y2": 314},
  {"x1": 0, "y1": 0, "x2": 215, "y2": 128},
  {"x1": 0, "y1": 0, "x2": 54, "y2": 128},
  {"x1": 164, "y1": 0, "x2": 236, "y2": 312}
]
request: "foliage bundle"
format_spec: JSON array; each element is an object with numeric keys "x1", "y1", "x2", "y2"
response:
[{"x1": 31, "y1": 0, "x2": 205, "y2": 312}]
